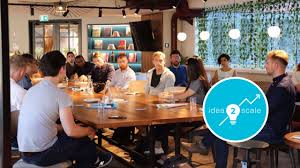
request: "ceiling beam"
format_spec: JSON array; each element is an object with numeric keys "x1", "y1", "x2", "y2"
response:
[{"x1": 8, "y1": 3, "x2": 127, "y2": 9}]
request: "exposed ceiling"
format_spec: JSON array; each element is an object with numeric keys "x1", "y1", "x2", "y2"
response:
[{"x1": 8, "y1": 0, "x2": 257, "y2": 9}]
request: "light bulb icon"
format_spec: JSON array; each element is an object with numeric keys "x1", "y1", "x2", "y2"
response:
[{"x1": 226, "y1": 104, "x2": 240, "y2": 125}]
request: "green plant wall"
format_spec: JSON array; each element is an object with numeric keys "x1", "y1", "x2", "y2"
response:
[{"x1": 196, "y1": 0, "x2": 300, "y2": 70}]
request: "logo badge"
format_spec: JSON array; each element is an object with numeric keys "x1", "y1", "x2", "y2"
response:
[{"x1": 203, "y1": 77, "x2": 268, "y2": 142}]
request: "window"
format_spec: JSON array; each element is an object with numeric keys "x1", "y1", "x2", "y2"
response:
[
  {"x1": 195, "y1": 1, "x2": 300, "y2": 70},
  {"x1": 30, "y1": 20, "x2": 81, "y2": 59}
]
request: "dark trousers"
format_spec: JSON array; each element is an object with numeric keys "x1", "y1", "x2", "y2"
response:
[
  {"x1": 203, "y1": 124, "x2": 280, "y2": 168},
  {"x1": 22, "y1": 133, "x2": 98, "y2": 168}
]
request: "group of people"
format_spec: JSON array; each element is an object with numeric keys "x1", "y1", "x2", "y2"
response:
[
  {"x1": 65, "y1": 52, "x2": 136, "y2": 89},
  {"x1": 9, "y1": 48, "x2": 296, "y2": 168}
]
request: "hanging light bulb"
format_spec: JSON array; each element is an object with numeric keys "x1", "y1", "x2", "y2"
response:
[
  {"x1": 229, "y1": 29, "x2": 241, "y2": 40},
  {"x1": 228, "y1": 0, "x2": 240, "y2": 40},
  {"x1": 177, "y1": 32, "x2": 187, "y2": 41},
  {"x1": 200, "y1": 1, "x2": 210, "y2": 41},
  {"x1": 268, "y1": 26, "x2": 281, "y2": 38},
  {"x1": 200, "y1": 31, "x2": 210, "y2": 41},
  {"x1": 122, "y1": 9, "x2": 126, "y2": 18}
]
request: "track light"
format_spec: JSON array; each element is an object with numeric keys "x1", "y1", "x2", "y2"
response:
[
  {"x1": 98, "y1": 8, "x2": 102, "y2": 17},
  {"x1": 202, "y1": 0, "x2": 208, "y2": 2},
  {"x1": 30, "y1": 6, "x2": 34, "y2": 16},
  {"x1": 122, "y1": 9, "x2": 126, "y2": 18},
  {"x1": 63, "y1": 9, "x2": 69, "y2": 17},
  {"x1": 134, "y1": 8, "x2": 140, "y2": 15},
  {"x1": 172, "y1": 0, "x2": 177, "y2": 8}
]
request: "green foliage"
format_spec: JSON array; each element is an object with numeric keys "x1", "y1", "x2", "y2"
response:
[{"x1": 196, "y1": 0, "x2": 300, "y2": 69}]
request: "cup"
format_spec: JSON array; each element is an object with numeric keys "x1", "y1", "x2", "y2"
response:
[{"x1": 190, "y1": 97, "x2": 197, "y2": 112}]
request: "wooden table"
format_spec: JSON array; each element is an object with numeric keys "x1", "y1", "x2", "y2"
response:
[
  {"x1": 66, "y1": 86, "x2": 203, "y2": 166},
  {"x1": 70, "y1": 90, "x2": 202, "y2": 128}
]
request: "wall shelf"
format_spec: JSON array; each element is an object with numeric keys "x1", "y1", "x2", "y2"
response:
[{"x1": 87, "y1": 24, "x2": 141, "y2": 72}]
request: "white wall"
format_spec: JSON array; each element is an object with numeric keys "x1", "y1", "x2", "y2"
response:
[{"x1": 9, "y1": 6, "x2": 141, "y2": 60}]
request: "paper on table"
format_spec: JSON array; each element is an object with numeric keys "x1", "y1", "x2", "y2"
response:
[
  {"x1": 292, "y1": 135, "x2": 300, "y2": 140},
  {"x1": 124, "y1": 92, "x2": 139, "y2": 95},
  {"x1": 87, "y1": 103, "x2": 117, "y2": 109},
  {"x1": 156, "y1": 103, "x2": 188, "y2": 109},
  {"x1": 113, "y1": 98, "x2": 128, "y2": 103}
]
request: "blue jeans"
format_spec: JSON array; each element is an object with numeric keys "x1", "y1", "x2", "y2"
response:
[
  {"x1": 203, "y1": 124, "x2": 281, "y2": 168},
  {"x1": 22, "y1": 133, "x2": 98, "y2": 168}
]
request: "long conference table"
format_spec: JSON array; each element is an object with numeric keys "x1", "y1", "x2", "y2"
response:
[{"x1": 66, "y1": 85, "x2": 203, "y2": 167}]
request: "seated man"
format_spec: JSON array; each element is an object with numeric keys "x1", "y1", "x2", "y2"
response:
[
  {"x1": 182, "y1": 50, "x2": 296, "y2": 168},
  {"x1": 110, "y1": 54, "x2": 136, "y2": 89},
  {"x1": 10, "y1": 54, "x2": 28, "y2": 149},
  {"x1": 18, "y1": 53, "x2": 38, "y2": 90},
  {"x1": 168, "y1": 50, "x2": 188, "y2": 87},
  {"x1": 74, "y1": 55, "x2": 95, "y2": 77},
  {"x1": 145, "y1": 51, "x2": 175, "y2": 95},
  {"x1": 10, "y1": 54, "x2": 27, "y2": 111},
  {"x1": 91, "y1": 54, "x2": 115, "y2": 84},
  {"x1": 66, "y1": 51, "x2": 76, "y2": 79},
  {"x1": 17, "y1": 50, "x2": 112, "y2": 168}
]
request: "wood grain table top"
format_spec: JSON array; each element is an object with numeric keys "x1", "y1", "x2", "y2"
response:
[{"x1": 66, "y1": 86, "x2": 203, "y2": 128}]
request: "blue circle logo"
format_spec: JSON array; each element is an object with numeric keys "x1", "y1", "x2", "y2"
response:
[{"x1": 203, "y1": 77, "x2": 268, "y2": 142}]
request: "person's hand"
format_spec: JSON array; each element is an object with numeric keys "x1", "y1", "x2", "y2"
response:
[
  {"x1": 87, "y1": 127, "x2": 96, "y2": 139},
  {"x1": 106, "y1": 80, "x2": 111, "y2": 86}
]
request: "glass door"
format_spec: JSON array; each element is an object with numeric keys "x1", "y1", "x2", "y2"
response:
[{"x1": 30, "y1": 20, "x2": 81, "y2": 58}]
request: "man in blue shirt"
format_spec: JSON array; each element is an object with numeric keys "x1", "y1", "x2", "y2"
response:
[
  {"x1": 168, "y1": 50, "x2": 188, "y2": 87},
  {"x1": 182, "y1": 50, "x2": 296, "y2": 168}
]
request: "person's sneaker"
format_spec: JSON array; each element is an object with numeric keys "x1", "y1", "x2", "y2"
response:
[
  {"x1": 181, "y1": 141, "x2": 209, "y2": 155},
  {"x1": 94, "y1": 153, "x2": 113, "y2": 168}
]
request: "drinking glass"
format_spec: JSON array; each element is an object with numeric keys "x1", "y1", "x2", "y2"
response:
[{"x1": 190, "y1": 97, "x2": 197, "y2": 112}]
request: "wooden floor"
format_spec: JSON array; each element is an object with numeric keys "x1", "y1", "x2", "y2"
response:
[
  {"x1": 10, "y1": 129, "x2": 300, "y2": 168},
  {"x1": 101, "y1": 129, "x2": 300, "y2": 168}
]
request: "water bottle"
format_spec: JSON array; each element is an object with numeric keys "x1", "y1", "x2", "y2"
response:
[{"x1": 87, "y1": 75, "x2": 94, "y2": 95}]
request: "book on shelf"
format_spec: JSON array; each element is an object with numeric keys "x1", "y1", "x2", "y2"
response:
[
  {"x1": 112, "y1": 31, "x2": 120, "y2": 37},
  {"x1": 109, "y1": 51, "x2": 115, "y2": 62},
  {"x1": 103, "y1": 27, "x2": 112, "y2": 37},
  {"x1": 128, "y1": 44, "x2": 134, "y2": 50},
  {"x1": 126, "y1": 27, "x2": 131, "y2": 37},
  {"x1": 128, "y1": 53, "x2": 137, "y2": 63},
  {"x1": 107, "y1": 44, "x2": 116, "y2": 50},
  {"x1": 118, "y1": 40, "x2": 126, "y2": 50},
  {"x1": 92, "y1": 25, "x2": 101, "y2": 37},
  {"x1": 94, "y1": 39, "x2": 103, "y2": 49},
  {"x1": 93, "y1": 52, "x2": 109, "y2": 62}
]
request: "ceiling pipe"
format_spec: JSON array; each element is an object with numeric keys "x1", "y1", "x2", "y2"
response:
[{"x1": 171, "y1": 0, "x2": 204, "y2": 51}]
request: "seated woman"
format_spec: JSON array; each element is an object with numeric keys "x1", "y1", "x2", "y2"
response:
[
  {"x1": 145, "y1": 51, "x2": 175, "y2": 95},
  {"x1": 156, "y1": 57, "x2": 210, "y2": 156},
  {"x1": 211, "y1": 54, "x2": 237, "y2": 85},
  {"x1": 174, "y1": 57, "x2": 210, "y2": 104},
  {"x1": 292, "y1": 63, "x2": 300, "y2": 101}
]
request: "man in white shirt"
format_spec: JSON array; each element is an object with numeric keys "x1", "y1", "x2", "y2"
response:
[
  {"x1": 17, "y1": 50, "x2": 112, "y2": 168},
  {"x1": 110, "y1": 54, "x2": 136, "y2": 89},
  {"x1": 10, "y1": 55, "x2": 27, "y2": 111}
]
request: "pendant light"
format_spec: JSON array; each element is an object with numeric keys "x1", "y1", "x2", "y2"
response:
[
  {"x1": 200, "y1": 1, "x2": 210, "y2": 41},
  {"x1": 229, "y1": 0, "x2": 240, "y2": 40}
]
